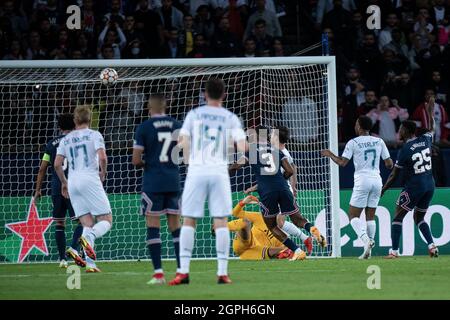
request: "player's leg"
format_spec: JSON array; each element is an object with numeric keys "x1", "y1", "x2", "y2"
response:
[
  {"x1": 209, "y1": 176, "x2": 233, "y2": 284},
  {"x1": 67, "y1": 200, "x2": 83, "y2": 253},
  {"x1": 51, "y1": 195, "x2": 68, "y2": 267},
  {"x1": 414, "y1": 188, "x2": 438, "y2": 257},
  {"x1": 363, "y1": 207, "x2": 377, "y2": 259},
  {"x1": 276, "y1": 215, "x2": 312, "y2": 255},
  {"x1": 142, "y1": 192, "x2": 166, "y2": 284},
  {"x1": 77, "y1": 213, "x2": 99, "y2": 271},
  {"x1": 385, "y1": 206, "x2": 409, "y2": 259},
  {"x1": 166, "y1": 192, "x2": 182, "y2": 275},
  {"x1": 169, "y1": 175, "x2": 207, "y2": 286}
]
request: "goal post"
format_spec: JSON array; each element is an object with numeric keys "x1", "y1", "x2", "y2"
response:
[{"x1": 0, "y1": 57, "x2": 341, "y2": 263}]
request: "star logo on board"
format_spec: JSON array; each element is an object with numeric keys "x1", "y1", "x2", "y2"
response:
[{"x1": 5, "y1": 198, "x2": 53, "y2": 263}]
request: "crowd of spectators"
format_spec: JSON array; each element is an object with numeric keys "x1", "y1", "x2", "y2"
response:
[{"x1": 0, "y1": 0, "x2": 450, "y2": 151}]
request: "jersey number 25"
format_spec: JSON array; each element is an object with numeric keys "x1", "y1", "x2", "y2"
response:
[{"x1": 412, "y1": 148, "x2": 432, "y2": 174}]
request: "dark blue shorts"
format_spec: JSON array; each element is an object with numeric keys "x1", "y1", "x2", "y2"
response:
[
  {"x1": 259, "y1": 190, "x2": 299, "y2": 218},
  {"x1": 141, "y1": 192, "x2": 180, "y2": 216},
  {"x1": 52, "y1": 194, "x2": 76, "y2": 221},
  {"x1": 396, "y1": 187, "x2": 435, "y2": 212}
]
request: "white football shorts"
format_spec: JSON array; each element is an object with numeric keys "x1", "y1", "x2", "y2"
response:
[
  {"x1": 350, "y1": 177, "x2": 382, "y2": 209},
  {"x1": 68, "y1": 173, "x2": 112, "y2": 217},
  {"x1": 181, "y1": 173, "x2": 232, "y2": 218}
]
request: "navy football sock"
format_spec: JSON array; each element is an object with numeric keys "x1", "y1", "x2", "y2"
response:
[
  {"x1": 55, "y1": 224, "x2": 66, "y2": 260},
  {"x1": 171, "y1": 228, "x2": 181, "y2": 269},
  {"x1": 303, "y1": 222, "x2": 312, "y2": 233},
  {"x1": 282, "y1": 238, "x2": 299, "y2": 252},
  {"x1": 391, "y1": 221, "x2": 402, "y2": 251},
  {"x1": 418, "y1": 221, "x2": 434, "y2": 245},
  {"x1": 71, "y1": 223, "x2": 83, "y2": 250},
  {"x1": 147, "y1": 227, "x2": 162, "y2": 272}
]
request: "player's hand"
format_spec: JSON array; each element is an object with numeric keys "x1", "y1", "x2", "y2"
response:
[
  {"x1": 34, "y1": 190, "x2": 42, "y2": 201},
  {"x1": 61, "y1": 183, "x2": 69, "y2": 199},
  {"x1": 99, "y1": 171, "x2": 106, "y2": 183},
  {"x1": 242, "y1": 195, "x2": 259, "y2": 205},
  {"x1": 244, "y1": 187, "x2": 253, "y2": 194},
  {"x1": 321, "y1": 149, "x2": 332, "y2": 158}
]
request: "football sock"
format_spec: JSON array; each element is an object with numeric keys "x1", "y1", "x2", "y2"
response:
[
  {"x1": 85, "y1": 256, "x2": 96, "y2": 268},
  {"x1": 171, "y1": 228, "x2": 181, "y2": 270},
  {"x1": 70, "y1": 223, "x2": 83, "y2": 250},
  {"x1": 281, "y1": 221, "x2": 308, "y2": 241},
  {"x1": 147, "y1": 227, "x2": 162, "y2": 273},
  {"x1": 350, "y1": 217, "x2": 369, "y2": 244},
  {"x1": 55, "y1": 224, "x2": 66, "y2": 261},
  {"x1": 417, "y1": 220, "x2": 434, "y2": 245},
  {"x1": 282, "y1": 238, "x2": 299, "y2": 252},
  {"x1": 82, "y1": 227, "x2": 94, "y2": 244},
  {"x1": 391, "y1": 221, "x2": 402, "y2": 251},
  {"x1": 303, "y1": 222, "x2": 312, "y2": 233},
  {"x1": 366, "y1": 220, "x2": 376, "y2": 241},
  {"x1": 215, "y1": 227, "x2": 230, "y2": 276},
  {"x1": 91, "y1": 220, "x2": 111, "y2": 240},
  {"x1": 179, "y1": 225, "x2": 195, "y2": 274}
]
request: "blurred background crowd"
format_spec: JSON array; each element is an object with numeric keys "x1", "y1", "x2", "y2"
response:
[{"x1": 0, "y1": 0, "x2": 449, "y2": 151}]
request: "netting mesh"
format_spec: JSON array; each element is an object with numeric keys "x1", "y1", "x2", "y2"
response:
[{"x1": 0, "y1": 61, "x2": 334, "y2": 263}]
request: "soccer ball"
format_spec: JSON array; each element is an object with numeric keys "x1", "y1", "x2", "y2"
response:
[{"x1": 99, "y1": 68, "x2": 118, "y2": 86}]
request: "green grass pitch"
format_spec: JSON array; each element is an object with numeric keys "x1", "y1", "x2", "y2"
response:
[{"x1": 1, "y1": 257, "x2": 449, "y2": 300}]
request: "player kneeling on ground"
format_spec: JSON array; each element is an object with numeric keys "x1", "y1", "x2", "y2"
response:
[
  {"x1": 220, "y1": 195, "x2": 312, "y2": 260},
  {"x1": 55, "y1": 105, "x2": 113, "y2": 273},
  {"x1": 132, "y1": 94, "x2": 182, "y2": 285}
]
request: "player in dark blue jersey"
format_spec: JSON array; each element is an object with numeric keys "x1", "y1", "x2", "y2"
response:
[
  {"x1": 132, "y1": 94, "x2": 182, "y2": 285},
  {"x1": 230, "y1": 127, "x2": 326, "y2": 260},
  {"x1": 381, "y1": 96, "x2": 439, "y2": 258},
  {"x1": 33, "y1": 114, "x2": 83, "y2": 268}
]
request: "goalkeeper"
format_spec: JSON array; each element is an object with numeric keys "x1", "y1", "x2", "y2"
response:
[{"x1": 220, "y1": 195, "x2": 311, "y2": 260}]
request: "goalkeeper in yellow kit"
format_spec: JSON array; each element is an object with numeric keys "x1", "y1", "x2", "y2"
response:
[{"x1": 224, "y1": 195, "x2": 312, "y2": 260}]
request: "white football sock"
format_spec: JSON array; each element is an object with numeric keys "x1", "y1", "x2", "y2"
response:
[
  {"x1": 366, "y1": 220, "x2": 376, "y2": 241},
  {"x1": 215, "y1": 227, "x2": 230, "y2": 276},
  {"x1": 91, "y1": 220, "x2": 111, "y2": 240},
  {"x1": 82, "y1": 227, "x2": 94, "y2": 245},
  {"x1": 85, "y1": 256, "x2": 96, "y2": 268},
  {"x1": 281, "y1": 221, "x2": 308, "y2": 241},
  {"x1": 350, "y1": 217, "x2": 370, "y2": 244},
  {"x1": 179, "y1": 225, "x2": 195, "y2": 274}
]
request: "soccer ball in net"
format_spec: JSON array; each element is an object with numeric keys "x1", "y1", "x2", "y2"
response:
[{"x1": 99, "y1": 68, "x2": 118, "y2": 86}]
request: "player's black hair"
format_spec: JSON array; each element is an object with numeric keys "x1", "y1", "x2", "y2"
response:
[
  {"x1": 274, "y1": 126, "x2": 289, "y2": 144},
  {"x1": 58, "y1": 113, "x2": 75, "y2": 131},
  {"x1": 358, "y1": 116, "x2": 373, "y2": 131},
  {"x1": 401, "y1": 120, "x2": 417, "y2": 136},
  {"x1": 205, "y1": 78, "x2": 225, "y2": 100}
]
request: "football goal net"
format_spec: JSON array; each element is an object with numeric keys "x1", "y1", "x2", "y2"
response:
[{"x1": 0, "y1": 57, "x2": 340, "y2": 263}]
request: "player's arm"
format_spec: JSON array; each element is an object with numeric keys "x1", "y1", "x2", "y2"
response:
[
  {"x1": 131, "y1": 148, "x2": 145, "y2": 169},
  {"x1": 229, "y1": 155, "x2": 248, "y2": 174},
  {"x1": 380, "y1": 139, "x2": 393, "y2": 169},
  {"x1": 290, "y1": 163, "x2": 298, "y2": 195},
  {"x1": 34, "y1": 154, "x2": 50, "y2": 201},
  {"x1": 321, "y1": 149, "x2": 349, "y2": 167},
  {"x1": 54, "y1": 155, "x2": 69, "y2": 199},
  {"x1": 280, "y1": 158, "x2": 294, "y2": 179},
  {"x1": 233, "y1": 195, "x2": 262, "y2": 224},
  {"x1": 132, "y1": 125, "x2": 146, "y2": 168},
  {"x1": 97, "y1": 148, "x2": 108, "y2": 182},
  {"x1": 381, "y1": 166, "x2": 400, "y2": 197},
  {"x1": 244, "y1": 184, "x2": 257, "y2": 194}
]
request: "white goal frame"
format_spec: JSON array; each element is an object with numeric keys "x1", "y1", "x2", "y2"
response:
[{"x1": 0, "y1": 56, "x2": 341, "y2": 258}]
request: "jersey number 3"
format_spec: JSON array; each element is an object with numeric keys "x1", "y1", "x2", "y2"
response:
[{"x1": 412, "y1": 148, "x2": 432, "y2": 174}]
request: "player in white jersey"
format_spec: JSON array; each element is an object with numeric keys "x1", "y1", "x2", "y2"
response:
[
  {"x1": 54, "y1": 105, "x2": 112, "y2": 272},
  {"x1": 169, "y1": 79, "x2": 247, "y2": 286},
  {"x1": 322, "y1": 116, "x2": 393, "y2": 259}
]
